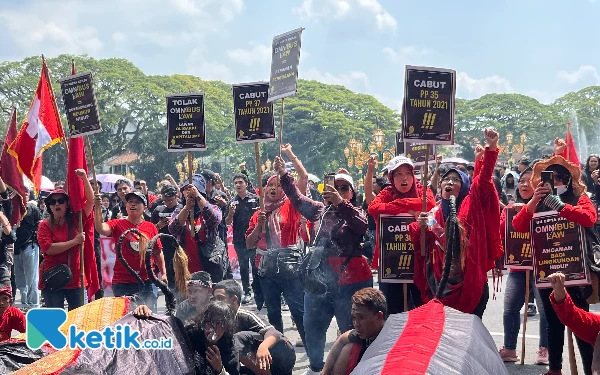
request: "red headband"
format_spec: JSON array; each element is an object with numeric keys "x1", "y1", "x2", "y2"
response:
[{"x1": 0, "y1": 286, "x2": 12, "y2": 300}]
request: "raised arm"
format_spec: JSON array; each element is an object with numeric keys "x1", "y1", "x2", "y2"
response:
[
  {"x1": 281, "y1": 144, "x2": 308, "y2": 195},
  {"x1": 93, "y1": 194, "x2": 112, "y2": 236},
  {"x1": 364, "y1": 156, "x2": 378, "y2": 204},
  {"x1": 74, "y1": 169, "x2": 95, "y2": 217},
  {"x1": 274, "y1": 156, "x2": 324, "y2": 222}
]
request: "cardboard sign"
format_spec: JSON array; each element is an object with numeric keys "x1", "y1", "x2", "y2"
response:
[
  {"x1": 531, "y1": 211, "x2": 589, "y2": 288},
  {"x1": 233, "y1": 82, "x2": 275, "y2": 143},
  {"x1": 379, "y1": 214, "x2": 416, "y2": 283},
  {"x1": 504, "y1": 207, "x2": 533, "y2": 270},
  {"x1": 166, "y1": 93, "x2": 206, "y2": 152},
  {"x1": 402, "y1": 65, "x2": 456, "y2": 145},
  {"x1": 58, "y1": 72, "x2": 101, "y2": 138},
  {"x1": 268, "y1": 27, "x2": 303, "y2": 102}
]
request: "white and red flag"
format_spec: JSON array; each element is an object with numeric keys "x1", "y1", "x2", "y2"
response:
[{"x1": 8, "y1": 58, "x2": 65, "y2": 195}]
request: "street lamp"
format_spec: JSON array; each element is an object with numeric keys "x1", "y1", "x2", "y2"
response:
[
  {"x1": 499, "y1": 131, "x2": 527, "y2": 168},
  {"x1": 175, "y1": 157, "x2": 200, "y2": 183},
  {"x1": 344, "y1": 129, "x2": 395, "y2": 176},
  {"x1": 373, "y1": 129, "x2": 385, "y2": 151}
]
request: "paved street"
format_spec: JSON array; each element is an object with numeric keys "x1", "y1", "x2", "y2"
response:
[{"x1": 16, "y1": 273, "x2": 600, "y2": 374}]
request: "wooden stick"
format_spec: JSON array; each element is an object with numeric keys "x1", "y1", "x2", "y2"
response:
[
  {"x1": 403, "y1": 283, "x2": 409, "y2": 312},
  {"x1": 255, "y1": 143, "x2": 266, "y2": 234},
  {"x1": 187, "y1": 152, "x2": 195, "y2": 237},
  {"x1": 568, "y1": 328, "x2": 578, "y2": 375},
  {"x1": 420, "y1": 145, "x2": 430, "y2": 256},
  {"x1": 278, "y1": 98, "x2": 285, "y2": 157},
  {"x1": 520, "y1": 271, "x2": 530, "y2": 365}
]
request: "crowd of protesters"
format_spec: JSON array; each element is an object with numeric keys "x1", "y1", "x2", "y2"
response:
[{"x1": 3, "y1": 131, "x2": 600, "y2": 375}]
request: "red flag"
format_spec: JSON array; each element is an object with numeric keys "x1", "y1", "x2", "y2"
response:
[
  {"x1": 68, "y1": 59, "x2": 100, "y2": 301},
  {"x1": 7, "y1": 59, "x2": 65, "y2": 195},
  {"x1": 0, "y1": 107, "x2": 27, "y2": 225},
  {"x1": 562, "y1": 121, "x2": 581, "y2": 168}
]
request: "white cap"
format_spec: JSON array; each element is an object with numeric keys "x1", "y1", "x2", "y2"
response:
[
  {"x1": 334, "y1": 173, "x2": 354, "y2": 188},
  {"x1": 386, "y1": 156, "x2": 414, "y2": 175}
]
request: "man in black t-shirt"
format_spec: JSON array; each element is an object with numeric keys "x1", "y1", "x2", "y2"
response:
[
  {"x1": 213, "y1": 280, "x2": 295, "y2": 375},
  {"x1": 321, "y1": 288, "x2": 387, "y2": 375},
  {"x1": 151, "y1": 185, "x2": 183, "y2": 292},
  {"x1": 225, "y1": 173, "x2": 260, "y2": 305}
]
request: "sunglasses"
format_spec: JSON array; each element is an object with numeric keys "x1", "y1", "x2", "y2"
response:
[
  {"x1": 47, "y1": 198, "x2": 66, "y2": 206},
  {"x1": 335, "y1": 184, "x2": 351, "y2": 192}
]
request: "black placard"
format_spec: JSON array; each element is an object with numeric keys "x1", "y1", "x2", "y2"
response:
[
  {"x1": 166, "y1": 93, "x2": 206, "y2": 152},
  {"x1": 233, "y1": 82, "x2": 275, "y2": 143},
  {"x1": 379, "y1": 214, "x2": 416, "y2": 283},
  {"x1": 405, "y1": 143, "x2": 436, "y2": 166},
  {"x1": 268, "y1": 28, "x2": 303, "y2": 102},
  {"x1": 504, "y1": 208, "x2": 533, "y2": 270},
  {"x1": 402, "y1": 66, "x2": 456, "y2": 145},
  {"x1": 58, "y1": 72, "x2": 101, "y2": 138},
  {"x1": 531, "y1": 211, "x2": 589, "y2": 288}
]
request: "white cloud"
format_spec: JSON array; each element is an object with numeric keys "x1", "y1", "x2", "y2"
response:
[
  {"x1": 112, "y1": 32, "x2": 126, "y2": 43},
  {"x1": 456, "y1": 72, "x2": 515, "y2": 99},
  {"x1": 226, "y1": 43, "x2": 271, "y2": 65},
  {"x1": 302, "y1": 68, "x2": 370, "y2": 91},
  {"x1": 293, "y1": 0, "x2": 396, "y2": 31},
  {"x1": 186, "y1": 48, "x2": 235, "y2": 82},
  {"x1": 0, "y1": 5, "x2": 103, "y2": 55},
  {"x1": 557, "y1": 65, "x2": 600, "y2": 85},
  {"x1": 383, "y1": 46, "x2": 433, "y2": 63}
]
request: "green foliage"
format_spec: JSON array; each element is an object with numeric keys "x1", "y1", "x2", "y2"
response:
[{"x1": 0, "y1": 54, "x2": 599, "y2": 185}]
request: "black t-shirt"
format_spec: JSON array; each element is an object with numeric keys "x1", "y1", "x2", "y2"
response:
[
  {"x1": 235, "y1": 308, "x2": 271, "y2": 335},
  {"x1": 230, "y1": 193, "x2": 260, "y2": 245},
  {"x1": 151, "y1": 204, "x2": 182, "y2": 234},
  {"x1": 14, "y1": 204, "x2": 41, "y2": 251},
  {"x1": 186, "y1": 324, "x2": 239, "y2": 375}
]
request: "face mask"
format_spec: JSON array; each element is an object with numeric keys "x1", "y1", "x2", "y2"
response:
[{"x1": 556, "y1": 185, "x2": 568, "y2": 195}]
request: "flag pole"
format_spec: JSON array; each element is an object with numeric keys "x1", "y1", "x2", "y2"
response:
[
  {"x1": 567, "y1": 121, "x2": 572, "y2": 160},
  {"x1": 187, "y1": 152, "x2": 195, "y2": 237},
  {"x1": 420, "y1": 145, "x2": 430, "y2": 256},
  {"x1": 254, "y1": 143, "x2": 266, "y2": 234}
]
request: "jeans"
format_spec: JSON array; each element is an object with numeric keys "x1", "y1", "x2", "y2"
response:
[
  {"x1": 14, "y1": 243, "x2": 40, "y2": 307},
  {"x1": 112, "y1": 281, "x2": 157, "y2": 310},
  {"x1": 304, "y1": 278, "x2": 373, "y2": 371},
  {"x1": 234, "y1": 243, "x2": 257, "y2": 295},
  {"x1": 502, "y1": 271, "x2": 548, "y2": 350},
  {"x1": 258, "y1": 276, "x2": 305, "y2": 345},
  {"x1": 539, "y1": 287, "x2": 594, "y2": 374},
  {"x1": 43, "y1": 287, "x2": 87, "y2": 310}
]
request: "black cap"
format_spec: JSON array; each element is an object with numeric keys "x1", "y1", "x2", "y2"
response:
[
  {"x1": 160, "y1": 185, "x2": 178, "y2": 197},
  {"x1": 124, "y1": 191, "x2": 147, "y2": 206},
  {"x1": 200, "y1": 169, "x2": 217, "y2": 183}
]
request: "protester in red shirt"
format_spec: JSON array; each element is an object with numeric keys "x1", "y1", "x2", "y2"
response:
[
  {"x1": 37, "y1": 170, "x2": 94, "y2": 310},
  {"x1": 368, "y1": 155, "x2": 435, "y2": 313},
  {"x1": 411, "y1": 128, "x2": 502, "y2": 318},
  {"x1": 95, "y1": 190, "x2": 166, "y2": 308},
  {"x1": 548, "y1": 272, "x2": 600, "y2": 375},
  {"x1": 0, "y1": 286, "x2": 24, "y2": 342},
  {"x1": 512, "y1": 148, "x2": 596, "y2": 375}
]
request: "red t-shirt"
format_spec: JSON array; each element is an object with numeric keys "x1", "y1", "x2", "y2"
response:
[
  {"x1": 37, "y1": 216, "x2": 91, "y2": 290},
  {"x1": 0, "y1": 307, "x2": 25, "y2": 342},
  {"x1": 107, "y1": 219, "x2": 162, "y2": 284},
  {"x1": 246, "y1": 200, "x2": 301, "y2": 267}
]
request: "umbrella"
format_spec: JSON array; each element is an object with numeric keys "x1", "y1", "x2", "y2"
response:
[
  {"x1": 441, "y1": 157, "x2": 469, "y2": 165},
  {"x1": 22, "y1": 175, "x2": 54, "y2": 192},
  {"x1": 350, "y1": 300, "x2": 508, "y2": 375},
  {"x1": 95, "y1": 174, "x2": 133, "y2": 194},
  {"x1": 307, "y1": 173, "x2": 320, "y2": 183}
]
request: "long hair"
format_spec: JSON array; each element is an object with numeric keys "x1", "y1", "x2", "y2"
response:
[{"x1": 191, "y1": 301, "x2": 236, "y2": 339}]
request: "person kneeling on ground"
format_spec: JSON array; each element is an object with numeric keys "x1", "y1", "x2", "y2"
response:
[
  {"x1": 321, "y1": 288, "x2": 387, "y2": 375},
  {"x1": 133, "y1": 271, "x2": 213, "y2": 324},
  {"x1": 213, "y1": 279, "x2": 296, "y2": 375},
  {"x1": 0, "y1": 286, "x2": 25, "y2": 341}
]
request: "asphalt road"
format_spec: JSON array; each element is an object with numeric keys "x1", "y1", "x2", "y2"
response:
[{"x1": 16, "y1": 274, "x2": 600, "y2": 374}]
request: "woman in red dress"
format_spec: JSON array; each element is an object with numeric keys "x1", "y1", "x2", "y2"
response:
[
  {"x1": 37, "y1": 170, "x2": 94, "y2": 310},
  {"x1": 410, "y1": 129, "x2": 502, "y2": 318}
]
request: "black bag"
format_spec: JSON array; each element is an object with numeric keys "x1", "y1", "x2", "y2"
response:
[
  {"x1": 257, "y1": 247, "x2": 302, "y2": 280},
  {"x1": 299, "y1": 219, "x2": 351, "y2": 295},
  {"x1": 256, "y1": 219, "x2": 302, "y2": 280},
  {"x1": 41, "y1": 224, "x2": 73, "y2": 292}
]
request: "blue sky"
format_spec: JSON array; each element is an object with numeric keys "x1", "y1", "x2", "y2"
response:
[{"x1": 1, "y1": 0, "x2": 599, "y2": 111}]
